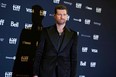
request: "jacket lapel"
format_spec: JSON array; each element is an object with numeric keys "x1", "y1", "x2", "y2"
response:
[
  {"x1": 47, "y1": 25, "x2": 58, "y2": 51},
  {"x1": 59, "y1": 28, "x2": 73, "y2": 52}
]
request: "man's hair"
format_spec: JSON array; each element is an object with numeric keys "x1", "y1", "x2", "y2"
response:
[{"x1": 54, "y1": 4, "x2": 68, "y2": 14}]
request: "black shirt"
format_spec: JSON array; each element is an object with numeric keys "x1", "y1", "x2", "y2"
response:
[{"x1": 54, "y1": 26, "x2": 65, "y2": 51}]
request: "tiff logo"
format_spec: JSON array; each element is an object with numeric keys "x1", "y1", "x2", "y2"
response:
[
  {"x1": 25, "y1": 23, "x2": 32, "y2": 29},
  {"x1": 1, "y1": 3, "x2": 7, "y2": 8},
  {"x1": 9, "y1": 38, "x2": 17, "y2": 44},
  {"x1": 26, "y1": 8, "x2": 32, "y2": 13},
  {"x1": 84, "y1": 19, "x2": 91, "y2": 25},
  {"x1": 13, "y1": 4, "x2": 21, "y2": 11},
  {"x1": 10, "y1": 21, "x2": 19, "y2": 27},
  {"x1": 82, "y1": 47, "x2": 88, "y2": 52},
  {"x1": 93, "y1": 34, "x2": 99, "y2": 40},
  {"x1": 53, "y1": 0, "x2": 60, "y2": 4},
  {"x1": 90, "y1": 62, "x2": 96, "y2": 67},
  {"x1": 40, "y1": 10, "x2": 47, "y2": 16},
  {"x1": 79, "y1": 75, "x2": 85, "y2": 77},
  {"x1": 80, "y1": 61, "x2": 86, "y2": 66},
  {"x1": 5, "y1": 72, "x2": 12, "y2": 77},
  {"x1": 96, "y1": 7, "x2": 102, "y2": 13},
  {"x1": 67, "y1": 15, "x2": 70, "y2": 21},
  {"x1": 0, "y1": 19, "x2": 5, "y2": 25},
  {"x1": 76, "y1": 3, "x2": 82, "y2": 9},
  {"x1": 21, "y1": 56, "x2": 29, "y2": 62}
]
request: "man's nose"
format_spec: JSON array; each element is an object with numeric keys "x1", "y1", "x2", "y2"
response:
[{"x1": 61, "y1": 15, "x2": 65, "y2": 18}]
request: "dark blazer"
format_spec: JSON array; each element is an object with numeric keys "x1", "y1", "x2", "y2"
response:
[{"x1": 33, "y1": 25, "x2": 78, "y2": 77}]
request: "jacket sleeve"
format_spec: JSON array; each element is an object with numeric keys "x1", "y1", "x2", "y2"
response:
[
  {"x1": 33, "y1": 29, "x2": 45, "y2": 76},
  {"x1": 70, "y1": 32, "x2": 78, "y2": 77}
]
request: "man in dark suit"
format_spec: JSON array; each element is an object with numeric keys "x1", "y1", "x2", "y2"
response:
[{"x1": 33, "y1": 4, "x2": 78, "y2": 77}]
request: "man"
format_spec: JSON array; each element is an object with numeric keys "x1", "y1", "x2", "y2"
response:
[{"x1": 33, "y1": 4, "x2": 78, "y2": 77}]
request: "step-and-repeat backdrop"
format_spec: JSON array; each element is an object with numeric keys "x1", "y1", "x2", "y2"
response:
[{"x1": 0, "y1": 0, "x2": 116, "y2": 77}]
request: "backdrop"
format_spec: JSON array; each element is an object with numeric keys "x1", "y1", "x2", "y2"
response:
[{"x1": 0, "y1": 0, "x2": 116, "y2": 77}]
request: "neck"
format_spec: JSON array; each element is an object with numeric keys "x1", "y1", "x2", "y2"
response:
[
  {"x1": 56, "y1": 23, "x2": 65, "y2": 29},
  {"x1": 56, "y1": 24, "x2": 65, "y2": 34}
]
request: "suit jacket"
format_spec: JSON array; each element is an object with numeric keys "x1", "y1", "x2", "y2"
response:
[{"x1": 33, "y1": 25, "x2": 78, "y2": 77}]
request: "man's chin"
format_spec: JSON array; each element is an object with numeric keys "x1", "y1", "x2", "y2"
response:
[
  {"x1": 57, "y1": 23, "x2": 65, "y2": 25},
  {"x1": 57, "y1": 22, "x2": 66, "y2": 25}
]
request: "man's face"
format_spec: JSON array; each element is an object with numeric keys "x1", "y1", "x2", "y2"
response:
[{"x1": 54, "y1": 9, "x2": 68, "y2": 25}]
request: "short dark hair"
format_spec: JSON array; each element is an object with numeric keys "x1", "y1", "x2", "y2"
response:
[{"x1": 54, "y1": 4, "x2": 68, "y2": 14}]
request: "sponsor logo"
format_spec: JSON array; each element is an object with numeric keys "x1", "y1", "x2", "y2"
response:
[
  {"x1": 79, "y1": 75, "x2": 85, "y2": 77},
  {"x1": 67, "y1": 15, "x2": 70, "y2": 21},
  {"x1": 5, "y1": 72, "x2": 12, "y2": 77},
  {"x1": 9, "y1": 38, "x2": 17, "y2": 44},
  {"x1": 0, "y1": 38, "x2": 4, "y2": 42},
  {"x1": 85, "y1": 6, "x2": 92, "y2": 10},
  {"x1": 21, "y1": 56, "x2": 29, "y2": 62},
  {"x1": 93, "y1": 22, "x2": 101, "y2": 26},
  {"x1": 1, "y1": 3, "x2": 7, "y2": 8},
  {"x1": 10, "y1": 21, "x2": 19, "y2": 27},
  {"x1": 76, "y1": 3, "x2": 82, "y2": 9},
  {"x1": 53, "y1": 0, "x2": 60, "y2": 4},
  {"x1": 80, "y1": 61, "x2": 97, "y2": 67},
  {"x1": 26, "y1": 8, "x2": 33, "y2": 13},
  {"x1": 13, "y1": 4, "x2": 21, "y2": 11},
  {"x1": 80, "y1": 61, "x2": 87, "y2": 66},
  {"x1": 96, "y1": 7, "x2": 102, "y2": 13},
  {"x1": 49, "y1": 14, "x2": 54, "y2": 16},
  {"x1": 5, "y1": 56, "x2": 16, "y2": 60},
  {"x1": 64, "y1": 1, "x2": 72, "y2": 5},
  {"x1": 73, "y1": 18, "x2": 82, "y2": 22},
  {"x1": 91, "y1": 49, "x2": 98, "y2": 53},
  {"x1": 77, "y1": 32, "x2": 79, "y2": 35},
  {"x1": 81, "y1": 34, "x2": 91, "y2": 38}
]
